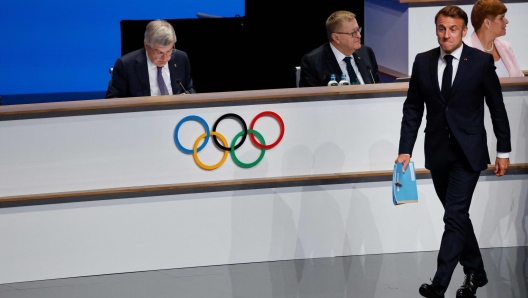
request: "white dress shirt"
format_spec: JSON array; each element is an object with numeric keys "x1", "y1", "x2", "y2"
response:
[
  {"x1": 330, "y1": 43, "x2": 365, "y2": 84},
  {"x1": 437, "y1": 45, "x2": 462, "y2": 88},
  {"x1": 438, "y1": 44, "x2": 508, "y2": 158},
  {"x1": 146, "y1": 52, "x2": 173, "y2": 96}
]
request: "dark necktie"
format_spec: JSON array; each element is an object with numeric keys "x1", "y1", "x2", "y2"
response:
[
  {"x1": 441, "y1": 55, "x2": 453, "y2": 101},
  {"x1": 157, "y1": 66, "x2": 169, "y2": 95},
  {"x1": 343, "y1": 57, "x2": 360, "y2": 85}
]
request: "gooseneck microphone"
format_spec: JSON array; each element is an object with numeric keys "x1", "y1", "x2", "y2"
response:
[
  {"x1": 367, "y1": 67, "x2": 377, "y2": 84},
  {"x1": 176, "y1": 79, "x2": 190, "y2": 94}
]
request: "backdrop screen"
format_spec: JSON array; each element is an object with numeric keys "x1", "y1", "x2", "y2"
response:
[{"x1": 0, "y1": 0, "x2": 243, "y2": 96}]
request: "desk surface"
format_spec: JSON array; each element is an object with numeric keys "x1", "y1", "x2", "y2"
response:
[
  {"x1": 2, "y1": 164, "x2": 527, "y2": 208},
  {"x1": 1, "y1": 77, "x2": 527, "y2": 121}
]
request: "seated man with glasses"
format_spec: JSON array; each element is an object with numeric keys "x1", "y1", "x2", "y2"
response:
[
  {"x1": 106, "y1": 20, "x2": 195, "y2": 98},
  {"x1": 299, "y1": 11, "x2": 381, "y2": 87}
]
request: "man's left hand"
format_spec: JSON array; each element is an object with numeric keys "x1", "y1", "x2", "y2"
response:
[{"x1": 495, "y1": 157, "x2": 510, "y2": 177}]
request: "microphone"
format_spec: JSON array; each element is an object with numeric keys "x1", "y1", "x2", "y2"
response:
[
  {"x1": 176, "y1": 79, "x2": 190, "y2": 94},
  {"x1": 367, "y1": 67, "x2": 377, "y2": 84}
]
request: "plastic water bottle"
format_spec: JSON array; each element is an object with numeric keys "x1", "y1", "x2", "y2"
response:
[
  {"x1": 338, "y1": 74, "x2": 350, "y2": 86},
  {"x1": 327, "y1": 74, "x2": 338, "y2": 86}
]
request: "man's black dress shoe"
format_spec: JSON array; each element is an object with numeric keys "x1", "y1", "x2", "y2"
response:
[
  {"x1": 456, "y1": 271, "x2": 488, "y2": 297},
  {"x1": 419, "y1": 283, "x2": 445, "y2": 298}
]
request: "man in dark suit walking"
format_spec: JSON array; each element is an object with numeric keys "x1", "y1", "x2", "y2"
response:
[
  {"x1": 395, "y1": 6, "x2": 511, "y2": 298},
  {"x1": 299, "y1": 10, "x2": 380, "y2": 87},
  {"x1": 106, "y1": 20, "x2": 195, "y2": 98}
]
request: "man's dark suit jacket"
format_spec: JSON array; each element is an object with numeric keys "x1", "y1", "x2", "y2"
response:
[
  {"x1": 106, "y1": 48, "x2": 196, "y2": 98},
  {"x1": 399, "y1": 44, "x2": 511, "y2": 171},
  {"x1": 299, "y1": 42, "x2": 381, "y2": 87}
]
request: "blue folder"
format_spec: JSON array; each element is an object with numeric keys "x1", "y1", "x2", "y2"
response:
[{"x1": 392, "y1": 161, "x2": 418, "y2": 205}]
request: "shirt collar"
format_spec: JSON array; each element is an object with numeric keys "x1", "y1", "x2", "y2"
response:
[
  {"x1": 329, "y1": 42, "x2": 349, "y2": 62},
  {"x1": 440, "y1": 43, "x2": 463, "y2": 61}
]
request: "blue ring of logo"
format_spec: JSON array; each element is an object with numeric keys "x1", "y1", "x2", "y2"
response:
[{"x1": 174, "y1": 115, "x2": 210, "y2": 154}]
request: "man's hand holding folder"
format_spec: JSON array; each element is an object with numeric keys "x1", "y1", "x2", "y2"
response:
[
  {"x1": 392, "y1": 157, "x2": 418, "y2": 205},
  {"x1": 395, "y1": 154, "x2": 411, "y2": 173}
]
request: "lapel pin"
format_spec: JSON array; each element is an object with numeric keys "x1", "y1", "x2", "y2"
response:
[
  {"x1": 357, "y1": 56, "x2": 361, "y2": 59},
  {"x1": 174, "y1": 64, "x2": 177, "y2": 67},
  {"x1": 463, "y1": 58, "x2": 467, "y2": 61}
]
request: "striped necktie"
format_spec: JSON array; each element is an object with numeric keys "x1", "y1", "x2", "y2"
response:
[
  {"x1": 157, "y1": 66, "x2": 169, "y2": 95},
  {"x1": 343, "y1": 57, "x2": 360, "y2": 85}
]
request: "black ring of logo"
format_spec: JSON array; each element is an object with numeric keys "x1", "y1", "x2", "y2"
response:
[{"x1": 212, "y1": 113, "x2": 248, "y2": 151}]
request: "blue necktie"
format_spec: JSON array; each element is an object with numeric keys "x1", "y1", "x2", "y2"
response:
[
  {"x1": 343, "y1": 57, "x2": 360, "y2": 85},
  {"x1": 157, "y1": 67, "x2": 169, "y2": 95},
  {"x1": 441, "y1": 55, "x2": 453, "y2": 101}
]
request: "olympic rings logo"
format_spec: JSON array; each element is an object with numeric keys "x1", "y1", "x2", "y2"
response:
[{"x1": 174, "y1": 111, "x2": 285, "y2": 170}]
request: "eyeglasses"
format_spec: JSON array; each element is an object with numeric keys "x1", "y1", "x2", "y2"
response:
[
  {"x1": 147, "y1": 44, "x2": 175, "y2": 58},
  {"x1": 334, "y1": 27, "x2": 362, "y2": 37}
]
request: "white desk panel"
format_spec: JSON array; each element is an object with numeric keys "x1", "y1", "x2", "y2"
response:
[{"x1": 2, "y1": 93, "x2": 526, "y2": 197}]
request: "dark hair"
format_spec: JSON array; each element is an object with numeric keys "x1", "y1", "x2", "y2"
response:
[
  {"x1": 471, "y1": 0, "x2": 507, "y2": 31},
  {"x1": 435, "y1": 6, "x2": 468, "y2": 28}
]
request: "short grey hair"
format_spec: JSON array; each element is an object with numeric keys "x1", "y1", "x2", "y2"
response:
[{"x1": 144, "y1": 20, "x2": 177, "y2": 47}]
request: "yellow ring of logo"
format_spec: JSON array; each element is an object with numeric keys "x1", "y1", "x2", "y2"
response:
[{"x1": 192, "y1": 131, "x2": 229, "y2": 170}]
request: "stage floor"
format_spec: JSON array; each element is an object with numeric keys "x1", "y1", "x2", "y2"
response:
[{"x1": 1, "y1": 247, "x2": 526, "y2": 298}]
